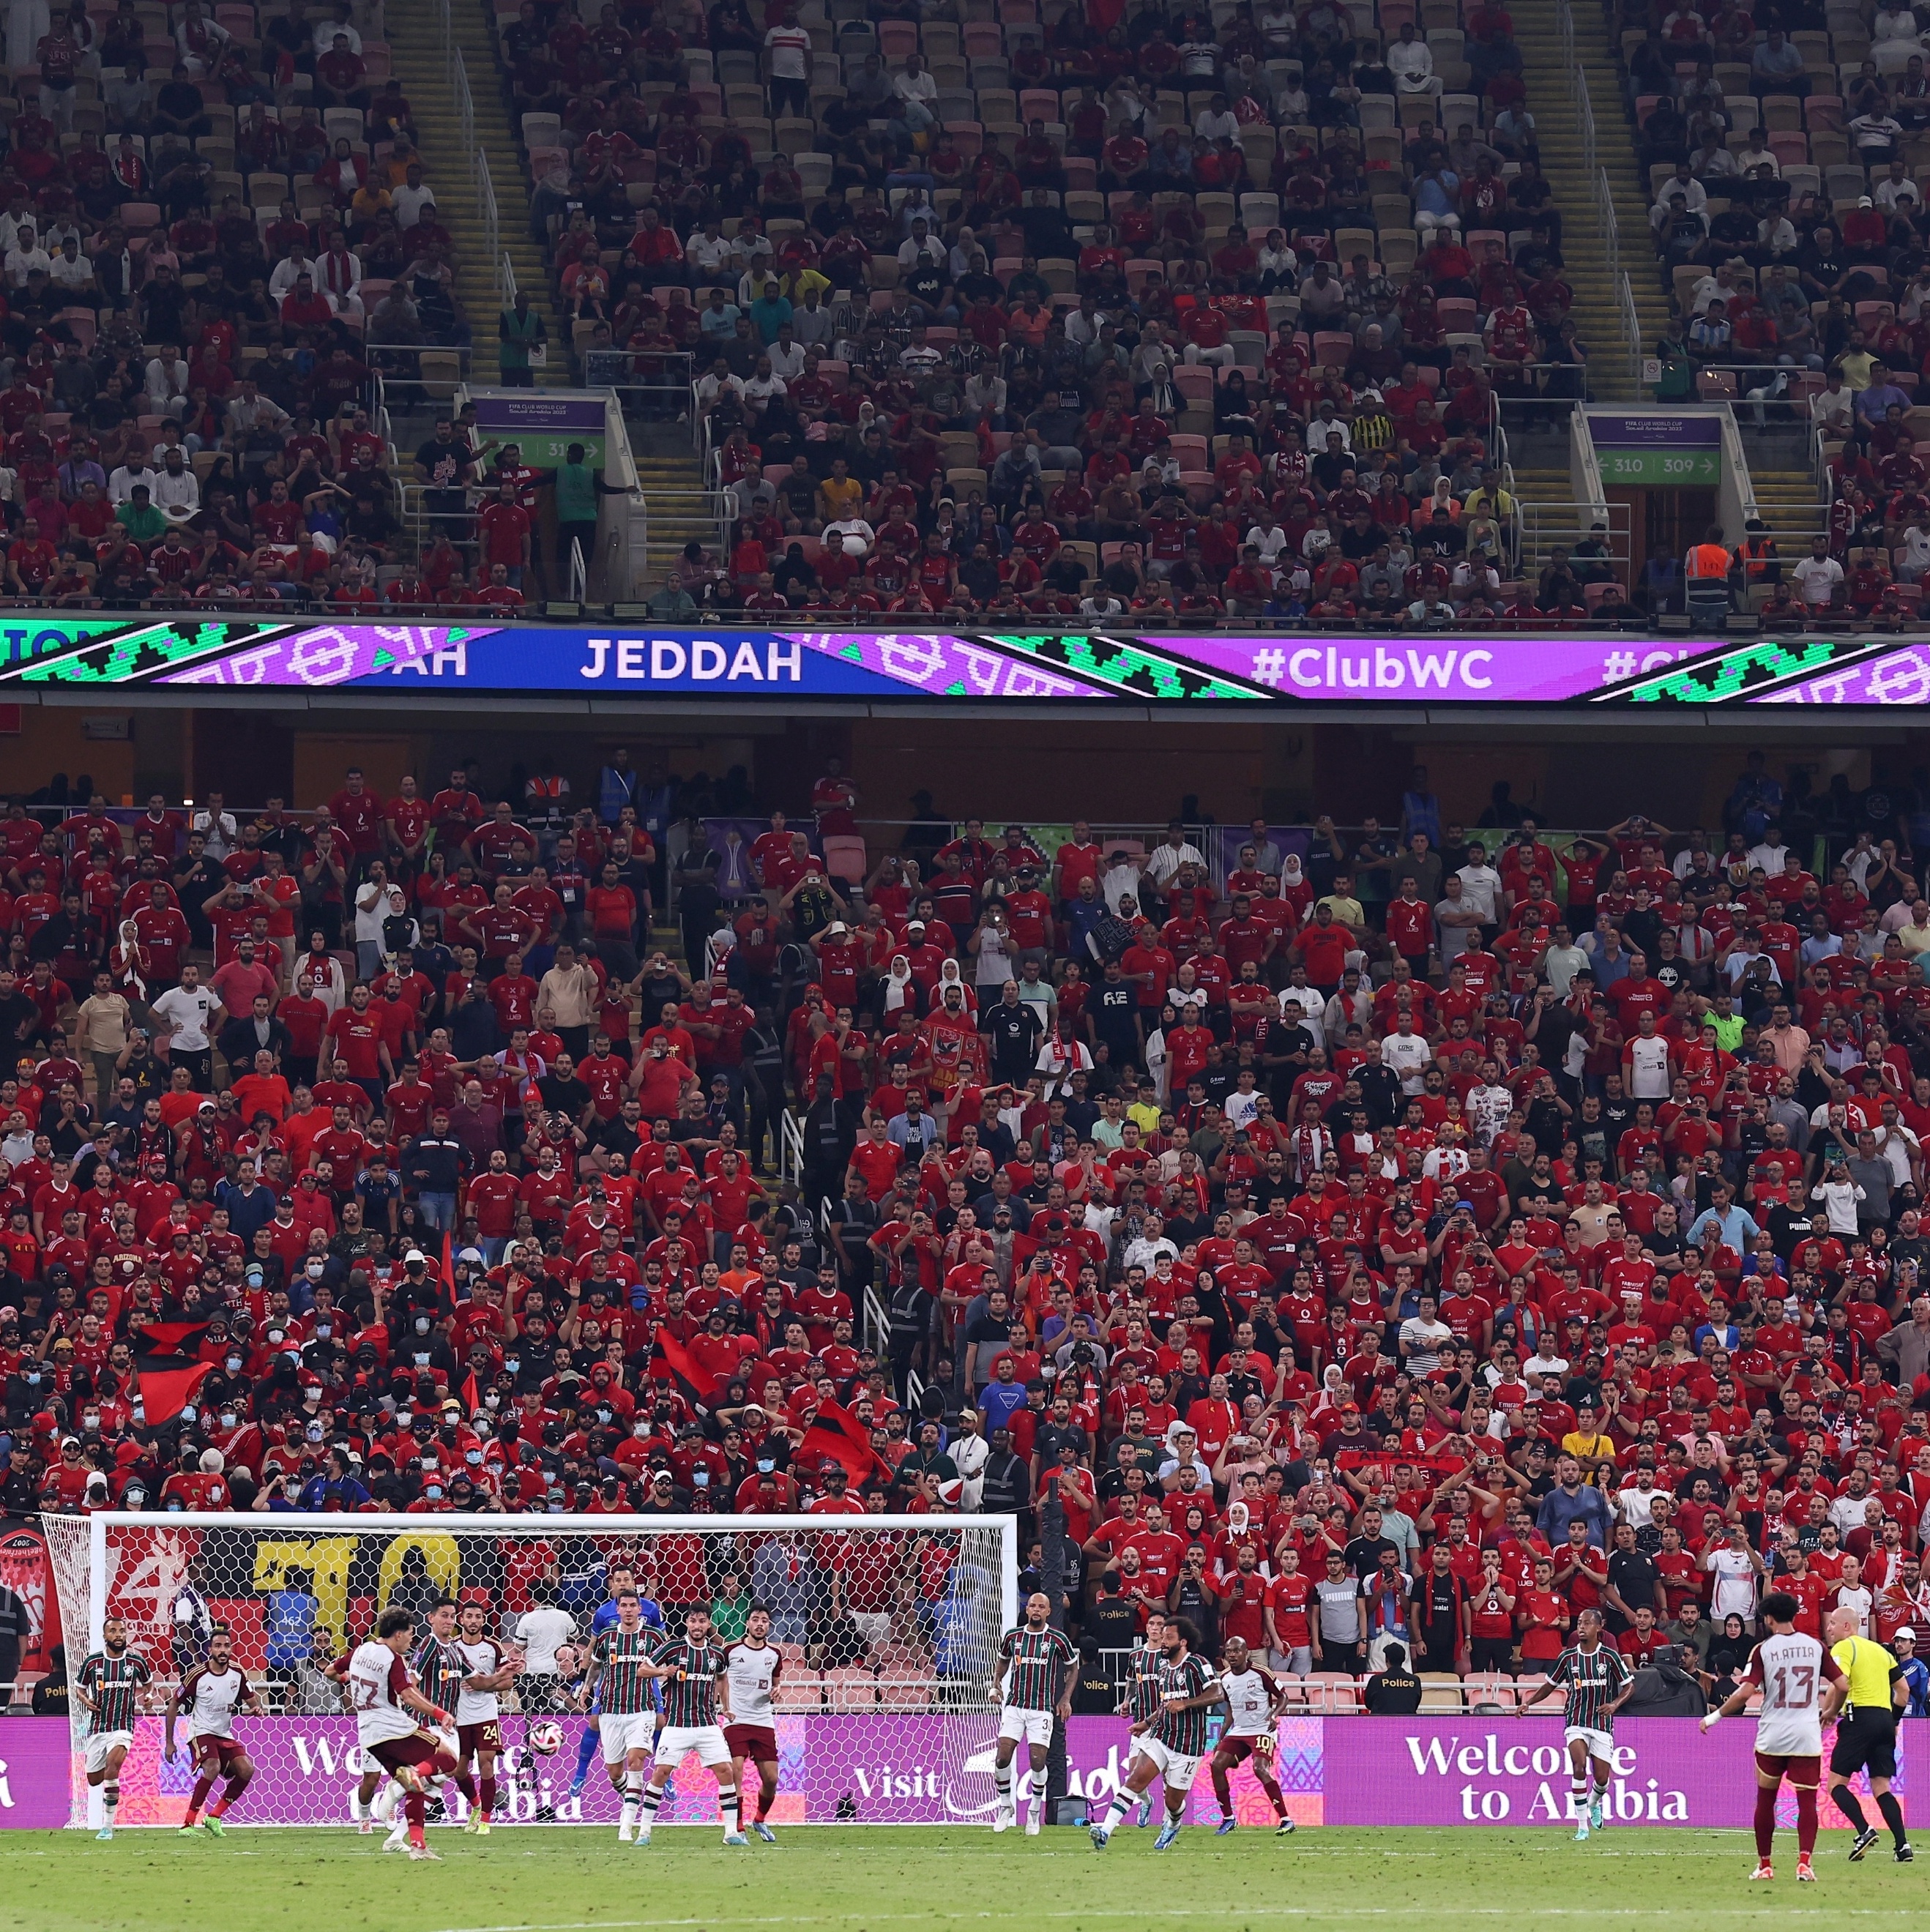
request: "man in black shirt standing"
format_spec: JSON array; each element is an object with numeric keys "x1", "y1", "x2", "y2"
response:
[
  {"x1": 1603, "y1": 1519, "x2": 1665, "y2": 1637},
  {"x1": 981, "y1": 981, "x2": 1044, "y2": 1086},
  {"x1": 414, "y1": 415, "x2": 477, "y2": 539},
  {"x1": 535, "y1": 1053, "x2": 594, "y2": 1125},
  {"x1": 1409, "y1": 1544, "x2": 1468, "y2": 1674},
  {"x1": 1030, "y1": 1394, "x2": 1089, "y2": 1485},
  {"x1": 1343, "y1": 1506, "x2": 1401, "y2": 1580},
  {"x1": 1089, "y1": 963, "x2": 1141, "y2": 1070},
  {"x1": 0, "y1": 970, "x2": 42, "y2": 1056}
]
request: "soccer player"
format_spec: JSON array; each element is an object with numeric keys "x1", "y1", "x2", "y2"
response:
[
  {"x1": 452, "y1": 1599, "x2": 520, "y2": 1835},
  {"x1": 1517, "y1": 1605, "x2": 1634, "y2": 1840},
  {"x1": 637, "y1": 1607, "x2": 745, "y2": 1848},
  {"x1": 579, "y1": 1589, "x2": 664, "y2": 1843},
  {"x1": 725, "y1": 1604, "x2": 784, "y2": 1842},
  {"x1": 991, "y1": 1590, "x2": 1078, "y2": 1836},
  {"x1": 1090, "y1": 1615, "x2": 1221, "y2": 1851},
  {"x1": 570, "y1": 1564, "x2": 664, "y2": 1800},
  {"x1": 332, "y1": 1640, "x2": 405, "y2": 1837},
  {"x1": 1208, "y1": 1636, "x2": 1294, "y2": 1836},
  {"x1": 1119, "y1": 1610, "x2": 1167, "y2": 1827},
  {"x1": 414, "y1": 1597, "x2": 480, "y2": 1838},
  {"x1": 75, "y1": 1616, "x2": 152, "y2": 1840},
  {"x1": 166, "y1": 1623, "x2": 263, "y2": 1835},
  {"x1": 1824, "y1": 1606, "x2": 1914, "y2": 1863},
  {"x1": 1700, "y1": 1590, "x2": 1844, "y2": 1882},
  {"x1": 346, "y1": 1608, "x2": 459, "y2": 1860}
]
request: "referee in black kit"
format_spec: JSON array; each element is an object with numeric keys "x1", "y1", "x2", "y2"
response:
[{"x1": 1824, "y1": 1606, "x2": 1914, "y2": 1863}]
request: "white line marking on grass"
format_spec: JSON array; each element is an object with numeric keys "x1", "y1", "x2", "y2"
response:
[{"x1": 438, "y1": 1909, "x2": 1923, "y2": 1932}]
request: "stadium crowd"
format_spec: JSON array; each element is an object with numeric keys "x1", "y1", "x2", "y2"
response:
[
  {"x1": 5, "y1": 746, "x2": 1930, "y2": 1702},
  {"x1": 1632, "y1": 0, "x2": 1930, "y2": 624},
  {"x1": 0, "y1": 0, "x2": 567, "y2": 615},
  {"x1": 521, "y1": 0, "x2": 1606, "y2": 624}
]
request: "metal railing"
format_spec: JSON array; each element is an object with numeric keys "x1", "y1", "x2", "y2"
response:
[
  {"x1": 586, "y1": 348, "x2": 698, "y2": 417},
  {"x1": 1573, "y1": 50, "x2": 1598, "y2": 174},
  {"x1": 1616, "y1": 269, "x2": 1643, "y2": 390},
  {"x1": 363, "y1": 344, "x2": 474, "y2": 419},
  {"x1": 568, "y1": 534, "x2": 588, "y2": 601},
  {"x1": 477, "y1": 147, "x2": 500, "y2": 295},
  {"x1": 1593, "y1": 166, "x2": 1621, "y2": 286},
  {"x1": 447, "y1": 34, "x2": 476, "y2": 173},
  {"x1": 1517, "y1": 496, "x2": 1633, "y2": 580}
]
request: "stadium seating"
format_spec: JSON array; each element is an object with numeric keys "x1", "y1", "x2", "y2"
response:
[
  {"x1": 1626, "y1": 0, "x2": 1930, "y2": 620},
  {"x1": 494, "y1": 0, "x2": 1599, "y2": 620},
  {"x1": 0, "y1": 0, "x2": 517, "y2": 613}
]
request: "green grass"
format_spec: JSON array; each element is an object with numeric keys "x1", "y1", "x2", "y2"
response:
[{"x1": 0, "y1": 1826, "x2": 1920, "y2": 1932}]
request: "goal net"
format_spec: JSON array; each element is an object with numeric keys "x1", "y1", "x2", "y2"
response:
[{"x1": 44, "y1": 1511, "x2": 1015, "y2": 1830}]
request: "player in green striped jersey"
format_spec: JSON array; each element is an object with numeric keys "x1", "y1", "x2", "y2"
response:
[
  {"x1": 1120, "y1": 1615, "x2": 1159, "y2": 1824},
  {"x1": 76, "y1": 1619, "x2": 152, "y2": 1841},
  {"x1": 634, "y1": 1610, "x2": 745, "y2": 1850},
  {"x1": 1519, "y1": 1606, "x2": 1636, "y2": 1841},
  {"x1": 414, "y1": 1597, "x2": 481, "y2": 1835},
  {"x1": 1119, "y1": 1611, "x2": 1167, "y2": 1828},
  {"x1": 991, "y1": 1593, "x2": 1078, "y2": 1838},
  {"x1": 1091, "y1": 1617, "x2": 1225, "y2": 1853},
  {"x1": 578, "y1": 1592, "x2": 673, "y2": 1843}
]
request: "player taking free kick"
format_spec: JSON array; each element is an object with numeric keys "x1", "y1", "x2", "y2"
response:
[{"x1": 343, "y1": 1609, "x2": 460, "y2": 1860}]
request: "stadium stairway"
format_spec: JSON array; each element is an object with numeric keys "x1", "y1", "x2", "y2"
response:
[
  {"x1": 458, "y1": 7, "x2": 717, "y2": 580},
  {"x1": 632, "y1": 455, "x2": 729, "y2": 588},
  {"x1": 387, "y1": 2, "x2": 565, "y2": 390},
  {"x1": 1508, "y1": 459, "x2": 1572, "y2": 577},
  {"x1": 1515, "y1": 0, "x2": 1669, "y2": 401},
  {"x1": 1748, "y1": 460, "x2": 1832, "y2": 556}
]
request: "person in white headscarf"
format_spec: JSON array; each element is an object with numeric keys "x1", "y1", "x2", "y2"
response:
[
  {"x1": 935, "y1": 956, "x2": 977, "y2": 1012},
  {"x1": 882, "y1": 953, "x2": 916, "y2": 1015},
  {"x1": 1143, "y1": 1002, "x2": 1173, "y2": 1103},
  {"x1": 111, "y1": 919, "x2": 149, "y2": 1004}
]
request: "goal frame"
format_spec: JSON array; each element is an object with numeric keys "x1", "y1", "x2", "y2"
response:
[
  {"x1": 68, "y1": 1510, "x2": 1023, "y2": 1655},
  {"x1": 50, "y1": 1509, "x2": 1021, "y2": 1829}
]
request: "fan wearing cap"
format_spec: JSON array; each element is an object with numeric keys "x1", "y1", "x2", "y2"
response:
[
  {"x1": 898, "y1": 918, "x2": 949, "y2": 995},
  {"x1": 1896, "y1": 1629, "x2": 1930, "y2": 1717},
  {"x1": 811, "y1": 921, "x2": 863, "y2": 1010}
]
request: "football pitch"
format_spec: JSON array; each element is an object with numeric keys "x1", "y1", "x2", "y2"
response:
[{"x1": 1, "y1": 1827, "x2": 1923, "y2": 1932}]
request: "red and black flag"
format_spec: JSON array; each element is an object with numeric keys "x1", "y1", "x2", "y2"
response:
[
  {"x1": 798, "y1": 1397, "x2": 885, "y2": 1485},
  {"x1": 648, "y1": 1331, "x2": 710, "y2": 1411},
  {"x1": 132, "y1": 1356, "x2": 216, "y2": 1425}
]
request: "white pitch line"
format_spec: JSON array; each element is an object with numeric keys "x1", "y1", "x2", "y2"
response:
[{"x1": 438, "y1": 1908, "x2": 1923, "y2": 1932}]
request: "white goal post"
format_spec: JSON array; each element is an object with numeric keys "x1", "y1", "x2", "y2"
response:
[{"x1": 44, "y1": 1511, "x2": 1018, "y2": 1829}]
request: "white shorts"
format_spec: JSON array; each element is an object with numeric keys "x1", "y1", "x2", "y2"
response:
[
  {"x1": 600, "y1": 1710, "x2": 658, "y2": 1764},
  {"x1": 655, "y1": 1723, "x2": 732, "y2": 1768},
  {"x1": 1565, "y1": 1724, "x2": 1614, "y2": 1761},
  {"x1": 852, "y1": 1611, "x2": 893, "y2": 1647},
  {"x1": 997, "y1": 1705, "x2": 1055, "y2": 1748},
  {"x1": 1136, "y1": 1734, "x2": 1203, "y2": 1792},
  {"x1": 434, "y1": 1724, "x2": 458, "y2": 1761},
  {"x1": 84, "y1": 1729, "x2": 132, "y2": 1775}
]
